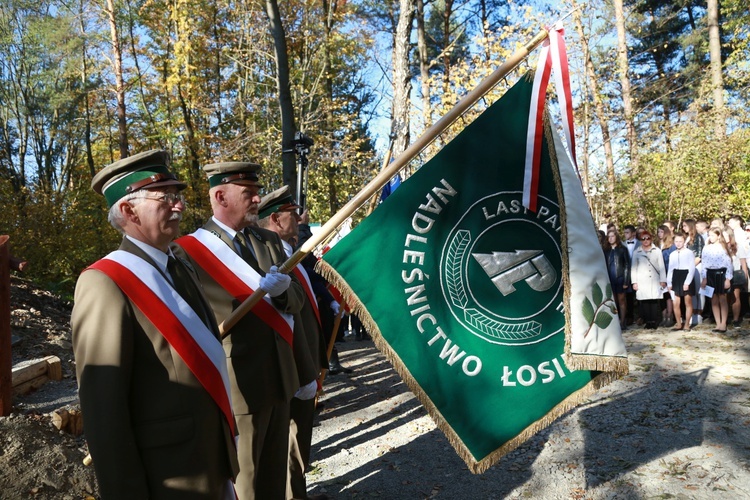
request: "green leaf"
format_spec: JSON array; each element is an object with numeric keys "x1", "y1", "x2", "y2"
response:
[
  {"x1": 594, "y1": 311, "x2": 614, "y2": 329},
  {"x1": 592, "y1": 282, "x2": 603, "y2": 305},
  {"x1": 605, "y1": 283, "x2": 613, "y2": 300},
  {"x1": 582, "y1": 297, "x2": 595, "y2": 323}
]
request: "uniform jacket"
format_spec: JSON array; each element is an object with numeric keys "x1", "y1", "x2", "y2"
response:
[
  {"x1": 72, "y1": 237, "x2": 239, "y2": 500},
  {"x1": 605, "y1": 244, "x2": 631, "y2": 286},
  {"x1": 631, "y1": 245, "x2": 667, "y2": 300},
  {"x1": 292, "y1": 290, "x2": 329, "y2": 385},
  {"x1": 284, "y1": 244, "x2": 329, "y2": 386},
  {"x1": 175, "y1": 219, "x2": 304, "y2": 414}
]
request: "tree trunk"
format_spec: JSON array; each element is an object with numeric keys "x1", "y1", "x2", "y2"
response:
[
  {"x1": 78, "y1": 0, "x2": 95, "y2": 178},
  {"x1": 613, "y1": 0, "x2": 636, "y2": 161},
  {"x1": 577, "y1": 69, "x2": 590, "y2": 204},
  {"x1": 323, "y1": 0, "x2": 338, "y2": 216},
  {"x1": 125, "y1": 0, "x2": 162, "y2": 149},
  {"x1": 391, "y1": 0, "x2": 415, "y2": 158},
  {"x1": 176, "y1": 83, "x2": 205, "y2": 227},
  {"x1": 416, "y1": 0, "x2": 431, "y2": 131},
  {"x1": 441, "y1": 0, "x2": 454, "y2": 92},
  {"x1": 572, "y1": 7, "x2": 616, "y2": 225},
  {"x1": 105, "y1": 0, "x2": 128, "y2": 158},
  {"x1": 265, "y1": 0, "x2": 298, "y2": 192},
  {"x1": 707, "y1": 0, "x2": 725, "y2": 139},
  {"x1": 612, "y1": 0, "x2": 643, "y2": 224}
]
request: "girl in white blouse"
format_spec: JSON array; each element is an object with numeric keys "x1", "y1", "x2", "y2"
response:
[
  {"x1": 700, "y1": 228, "x2": 733, "y2": 332},
  {"x1": 667, "y1": 233, "x2": 696, "y2": 330},
  {"x1": 724, "y1": 227, "x2": 747, "y2": 328}
]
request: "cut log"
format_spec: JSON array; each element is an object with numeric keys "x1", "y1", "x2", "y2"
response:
[
  {"x1": 50, "y1": 407, "x2": 69, "y2": 430},
  {"x1": 49, "y1": 407, "x2": 83, "y2": 436},
  {"x1": 12, "y1": 374, "x2": 48, "y2": 396},
  {"x1": 11, "y1": 355, "x2": 62, "y2": 395},
  {"x1": 45, "y1": 355, "x2": 62, "y2": 380}
]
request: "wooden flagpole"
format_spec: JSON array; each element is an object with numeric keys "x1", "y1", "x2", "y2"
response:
[{"x1": 218, "y1": 27, "x2": 550, "y2": 336}]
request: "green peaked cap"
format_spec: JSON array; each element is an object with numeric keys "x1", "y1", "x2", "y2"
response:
[
  {"x1": 258, "y1": 185, "x2": 301, "y2": 219},
  {"x1": 92, "y1": 150, "x2": 186, "y2": 208},
  {"x1": 203, "y1": 161, "x2": 263, "y2": 188}
]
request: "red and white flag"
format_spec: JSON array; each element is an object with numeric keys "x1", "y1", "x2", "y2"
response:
[{"x1": 524, "y1": 23, "x2": 577, "y2": 212}]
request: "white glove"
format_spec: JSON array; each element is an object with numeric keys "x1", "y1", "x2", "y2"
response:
[
  {"x1": 330, "y1": 300, "x2": 340, "y2": 315},
  {"x1": 259, "y1": 265, "x2": 291, "y2": 297},
  {"x1": 294, "y1": 380, "x2": 318, "y2": 400}
]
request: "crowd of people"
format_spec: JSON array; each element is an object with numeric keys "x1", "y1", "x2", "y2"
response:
[
  {"x1": 78, "y1": 147, "x2": 750, "y2": 500},
  {"x1": 71, "y1": 150, "x2": 355, "y2": 500},
  {"x1": 600, "y1": 217, "x2": 750, "y2": 333}
]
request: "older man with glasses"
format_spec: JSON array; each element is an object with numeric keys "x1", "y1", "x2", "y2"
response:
[{"x1": 71, "y1": 150, "x2": 239, "y2": 499}]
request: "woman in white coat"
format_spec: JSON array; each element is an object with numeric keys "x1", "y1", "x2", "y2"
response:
[{"x1": 632, "y1": 230, "x2": 667, "y2": 329}]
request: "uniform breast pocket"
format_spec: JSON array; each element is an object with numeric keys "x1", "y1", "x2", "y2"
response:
[{"x1": 134, "y1": 414, "x2": 194, "y2": 449}]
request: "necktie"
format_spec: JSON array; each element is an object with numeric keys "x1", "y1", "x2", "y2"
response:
[
  {"x1": 234, "y1": 231, "x2": 255, "y2": 261},
  {"x1": 167, "y1": 255, "x2": 212, "y2": 329}
]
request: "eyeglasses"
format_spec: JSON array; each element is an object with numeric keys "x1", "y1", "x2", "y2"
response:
[
  {"x1": 640, "y1": 237, "x2": 651, "y2": 241},
  {"x1": 130, "y1": 192, "x2": 186, "y2": 206}
]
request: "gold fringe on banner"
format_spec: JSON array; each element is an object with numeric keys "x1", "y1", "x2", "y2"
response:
[
  {"x1": 317, "y1": 259, "x2": 626, "y2": 473},
  {"x1": 313, "y1": 68, "x2": 628, "y2": 475}
]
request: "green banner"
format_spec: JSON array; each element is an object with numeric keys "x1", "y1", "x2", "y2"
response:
[{"x1": 320, "y1": 74, "x2": 625, "y2": 472}]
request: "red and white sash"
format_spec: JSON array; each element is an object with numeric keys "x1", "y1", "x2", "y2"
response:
[
  {"x1": 177, "y1": 229, "x2": 294, "y2": 347},
  {"x1": 291, "y1": 264, "x2": 321, "y2": 327},
  {"x1": 88, "y1": 251, "x2": 236, "y2": 438}
]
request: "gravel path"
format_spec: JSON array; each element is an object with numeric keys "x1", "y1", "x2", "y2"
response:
[
  {"x1": 307, "y1": 326, "x2": 750, "y2": 499},
  {"x1": 4, "y1": 274, "x2": 750, "y2": 498}
]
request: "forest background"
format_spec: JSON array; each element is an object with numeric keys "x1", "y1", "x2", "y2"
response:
[{"x1": 1, "y1": 0, "x2": 749, "y2": 295}]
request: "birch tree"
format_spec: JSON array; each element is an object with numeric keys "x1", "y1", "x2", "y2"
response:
[
  {"x1": 572, "y1": 6, "x2": 617, "y2": 224},
  {"x1": 104, "y1": 0, "x2": 128, "y2": 157},
  {"x1": 612, "y1": 0, "x2": 643, "y2": 223},
  {"x1": 706, "y1": 0, "x2": 724, "y2": 139},
  {"x1": 416, "y1": 0, "x2": 432, "y2": 131},
  {"x1": 613, "y1": 0, "x2": 636, "y2": 161},
  {"x1": 391, "y1": 0, "x2": 415, "y2": 158}
]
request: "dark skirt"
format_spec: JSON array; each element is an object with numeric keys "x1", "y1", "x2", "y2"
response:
[
  {"x1": 672, "y1": 269, "x2": 694, "y2": 297},
  {"x1": 731, "y1": 269, "x2": 747, "y2": 290},
  {"x1": 705, "y1": 268, "x2": 728, "y2": 294},
  {"x1": 608, "y1": 273, "x2": 627, "y2": 294}
]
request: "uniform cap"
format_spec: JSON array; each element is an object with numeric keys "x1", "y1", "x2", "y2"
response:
[
  {"x1": 258, "y1": 185, "x2": 301, "y2": 219},
  {"x1": 92, "y1": 150, "x2": 186, "y2": 208},
  {"x1": 203, "y1": 162, "x2": 263, "y2": 188}
]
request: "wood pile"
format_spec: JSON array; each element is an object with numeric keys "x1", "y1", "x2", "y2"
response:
[{"x1": 11, "y1": 355, "x2": 62, "y2": 396}]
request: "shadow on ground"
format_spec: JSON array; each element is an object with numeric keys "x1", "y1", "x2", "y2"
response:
[{"x1": 308, "y1": 330, "x2": 750, "y2": 499}]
